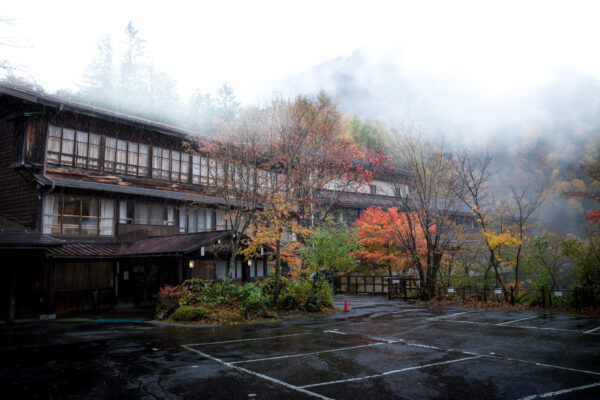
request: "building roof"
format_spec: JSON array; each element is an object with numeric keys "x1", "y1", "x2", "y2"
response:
[
  {"x1": 0, "y1": 81, "x2": 211, "y2": 140},
  {"x1": 319, "y1": 190, "x2": 398, "y2": 208},
  {"x1": 48, "y1": 176, "x2": 230, "y2": 206},
  {"x1": 45, "y1": 230, "x2": 232, "y2": 259},
  {"x1": 0, "y1": 216, "x2": 65, "y2": 248}
]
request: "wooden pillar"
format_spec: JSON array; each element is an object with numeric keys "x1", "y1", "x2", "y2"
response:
[
  {"x1": 241, "y1": 257, "x2": 248, "y2": 283},
  {"x1": 8, "y1": 263, "x2": 16, "y2": 324},
  {"x1": 177, "y1": 259, "x2": 183, "y2": 284},
  {"x1": 46, "y1": 259, "x2": 55, "y2": 315}
]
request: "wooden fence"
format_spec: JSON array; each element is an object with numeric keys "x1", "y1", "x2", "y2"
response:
[{"x1": 337, "y1": 275, "x2": 420, "y2": 300}]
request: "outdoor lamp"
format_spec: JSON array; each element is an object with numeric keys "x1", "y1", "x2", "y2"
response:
[{"x1": 188, "y1": 260, "x2": 194, "y2": 269}]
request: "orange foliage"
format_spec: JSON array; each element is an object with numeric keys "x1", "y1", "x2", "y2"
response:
[{"x1": 353, "y1": 207, "x2": 428, "y2": 272}]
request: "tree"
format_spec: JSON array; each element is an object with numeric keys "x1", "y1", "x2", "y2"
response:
[
  {"x1": 524, "y1": 233, "x2": 569, "y2": 305},
  {"x1": 79, "y1": 35, "x2": 115, "y2": 107},
  {"x1": 119, "y1": 21, "x2": 147, "y2": 113},
  {"x1": 347, "y1": 115, "x2": 393, "y2": 154},
  {"x1": 214, "y1": 83, "x2": 241, "y2": 123},
  {"x1": 299, "y1": 219, "x2": 359, "y2": 273},
  {"x1": 241, "y1": 93, "x2": 372, "y2": 298},
  {"x1": 455, "y1": 151, "x2": 545, "y2": 304},
  {"x1": 187, "y1": 90, "x2": 215, "y2": 134},
  {"x1": 353, "y1": 207, "x2": 429, "y2": 275},
  {"x1": 186, "y1": 106, "x2": 268, "y2": 280},
  {"x1": 387, "y1": 131, "x2": 461, "y2": 299}
]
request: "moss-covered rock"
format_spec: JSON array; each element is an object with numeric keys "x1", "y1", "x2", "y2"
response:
[{"x1": 172, "y1": 305, "x2": 208, "y2": 322}]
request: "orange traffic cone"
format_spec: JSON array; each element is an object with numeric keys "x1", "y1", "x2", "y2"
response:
[{"x1": 344, "y1": 298, "x2": 351, "y2": 312}]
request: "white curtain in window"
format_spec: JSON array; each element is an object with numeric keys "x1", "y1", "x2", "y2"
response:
[
  {"x1": 179, "y1": 208, "x2": 187, "y2": 233},
  {"x1": 119, "y1": 201, "x2": 128, "y2": 224},
  {"x1": 206, "y1": 209, "x2": 214, "y2": 230},
  {"x1": 167, "y1": 206, "x2": 174, "y2": 226},
  {"x1": 116, "y1": 140, "x2": 127, "y2": 164},
  {"x1": 216, "y1": 211, "x2": 226, "y2": 231},
  {"x1": 188, "y1": 209, "x2": 198, "y2": 232},
  {"x1": 198, "y1": 209, "x2": 207, "y2": 232},
  {"x1": 135, "y1": 202, "x2": 149, "y2": 225},
  {"x1": 43, "y1": 194, "x2": 59, "y2": 234},
  {"x1": 236, "y1": 260, "x2": 242, "y2": 278},
  {"x1": 47, "y1": 126, "x2": 61, "y2": 152},
  {"x1": 150, "y1": 204, "x2": 164, "y2": 225},
  {"x1": 100, "y1": 199, "x2": 115, "y2": 236}
]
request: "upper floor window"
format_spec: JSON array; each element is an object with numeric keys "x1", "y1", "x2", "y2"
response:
[
  {"x1": 47, "y1": 125, "x2": 100, "y2": 170},
  {"x1": 43, "y1": 193, "x2": 115, "y2": 236},
  {"x1": 104, "y1": 138, "x2": 148, "y2": 176},
  {"x1": 369, "y1": 184, "x2": 377, "y2": 195},
  {"x1": 152, "y1": 148, "x2": 190, "y2": 183}
]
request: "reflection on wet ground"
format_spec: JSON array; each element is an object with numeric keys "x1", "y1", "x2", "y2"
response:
[{"x1": 1, "y1": 295, "x2": 599, "y2": 399}]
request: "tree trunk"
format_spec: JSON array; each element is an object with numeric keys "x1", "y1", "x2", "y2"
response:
[
  {"x1": 227, "y1": 240, "x2": 239, "y2": 280},
  {"x1": 273, "y1": 238, "x2": 282, "y2": 302}
]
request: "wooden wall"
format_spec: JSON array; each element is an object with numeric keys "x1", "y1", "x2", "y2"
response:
[{"x1": 0, "y1": 119, "x2": 39, "y2": 228}]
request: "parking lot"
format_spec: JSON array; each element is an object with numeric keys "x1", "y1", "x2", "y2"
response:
[{"x1": 2, "y1": 295, "x2": 600, "y2": 399}]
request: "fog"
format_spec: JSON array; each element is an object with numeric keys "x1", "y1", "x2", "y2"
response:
[
  {"x1": 267, "y1": 47, "x2": 599, "y2": 235},
  {"x1": 2, "y1": 2, "x2": 599, "y2": 236}
]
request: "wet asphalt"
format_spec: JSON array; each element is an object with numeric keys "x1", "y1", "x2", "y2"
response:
[{"x1": 1, "y1": 295, "x2": 599, "y2": 400}]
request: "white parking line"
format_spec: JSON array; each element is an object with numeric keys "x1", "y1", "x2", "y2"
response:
[
  {"x1": 182, "y1": 345, "x2": 333, "y2": 400},
  {"x1": 426, "y1": 310, "x2": 485, "y2": 321},
  {"x1": 445, "y1": 319, "x2": 582, "y2": 333},
  {"x1": 584, "y1": 326, "x2": 600, "y2": 334},
  {"x1": 518, "y1": 381, "x2": 600, "y2": 399},
  {"x1": 497, "y1": 315, "x2": 543, "y2": 326},
  {"x1": 186, "y1": 332, "x2": 311, "y2": 346},
  {"x1": 232, "y1": 342, "x2": 387, "y2": 364},
  {"x1": 323, "y1": 329, "x2": 347, "y2": 335},
  {"x1": 300, "y1": 356, "x2": 482, "y2": 388}
]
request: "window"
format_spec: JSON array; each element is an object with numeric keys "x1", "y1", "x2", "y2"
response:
[
  {"x1": 104, "y1": 138, "x2": 148, "y2": 176},
  {"x1": 152, "y1": 148, "x2": 190, "y2": 183},
  {"x1": 192, "y1": 155, "x2": 203, "y2": 184},
  {"x1": 370, "y1": 184, "x2": 377, "y2": 195},
  {"x1": 118, "y1": 200, "x2": 174, "y2": 226},
  {"x1": 152, "y1": 147, "x2": 172, "y2": 180},
  {"x1": 393, "y1": 184, "x2": 408, "y2": 198},
  {"x1": 179, "y1": 207, "x2": 214, "y2": 232},
  {"x1": 46, "y1": 125, "x2": 100, "y2": 170},
  {"x1": 43, "y1": 194, "x2": 115, "y2": 236}
]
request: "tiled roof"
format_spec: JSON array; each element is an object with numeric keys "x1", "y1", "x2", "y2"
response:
[
  {"x1": 0, "y1": 216, "x2": 65, "y2": 247},
  {"x1": 0, "y1": 81, "x2": 211, "y2": 140},
  {"x1": 50, "y1": 177, "x2": 230, "y2": 206},
  {"x1": 46, "y1": 231, "x2": 232, "y2": 258}
]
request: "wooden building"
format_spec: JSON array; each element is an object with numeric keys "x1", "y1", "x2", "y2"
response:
[
  {"x1": 0, "y1": 82, "x2": 424, "y2": 320},
  {"x1": 0, "y1": 83, "x2": 269, "y2": 320}
]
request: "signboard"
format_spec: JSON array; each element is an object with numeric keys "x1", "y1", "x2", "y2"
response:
[
  {"x1": 554, "y1": 291, "x2": 563, "y2": 297},
  {"x1": 448, "y1": 288, "x2": 455, "y2": 293},
  {"x1": 494, "y1": 289, "x2": 502, "y2": 295}
]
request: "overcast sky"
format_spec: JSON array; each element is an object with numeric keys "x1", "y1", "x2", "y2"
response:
[{"x1": 2, "y1": 0, "x2": 600, "y2": 103}]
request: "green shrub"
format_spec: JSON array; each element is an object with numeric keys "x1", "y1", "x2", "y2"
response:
[
  {"x1": 240, "y1": 282, "x2": 269, "y2": 316},
  {"x1": 173, "y1": 305, "x2": 208, "y2": 322},
  {"x1": 276, "y1": 277, "x2": 334, "y2": 312}
]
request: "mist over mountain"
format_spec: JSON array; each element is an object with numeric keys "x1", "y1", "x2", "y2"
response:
[{"x1": 274, "y1": 47, "x2": 600, "y2": 235}]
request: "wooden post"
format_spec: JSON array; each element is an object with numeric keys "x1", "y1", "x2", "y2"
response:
[
  {"x1": 541, "y1": 286, "x2": 546, "y2": 308},
  {"x1": 387, "y1": 278, "x2": 391, "y2": 300},
  {"x1": 9, "y1": 263, "x2": 16, "y2": 324},
  {"x1": 47, "y1": 259, "x2": 55, "y2": 315},
  {"x1": 177, "y1": 259, "x2": 183, "y2": 284}
]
